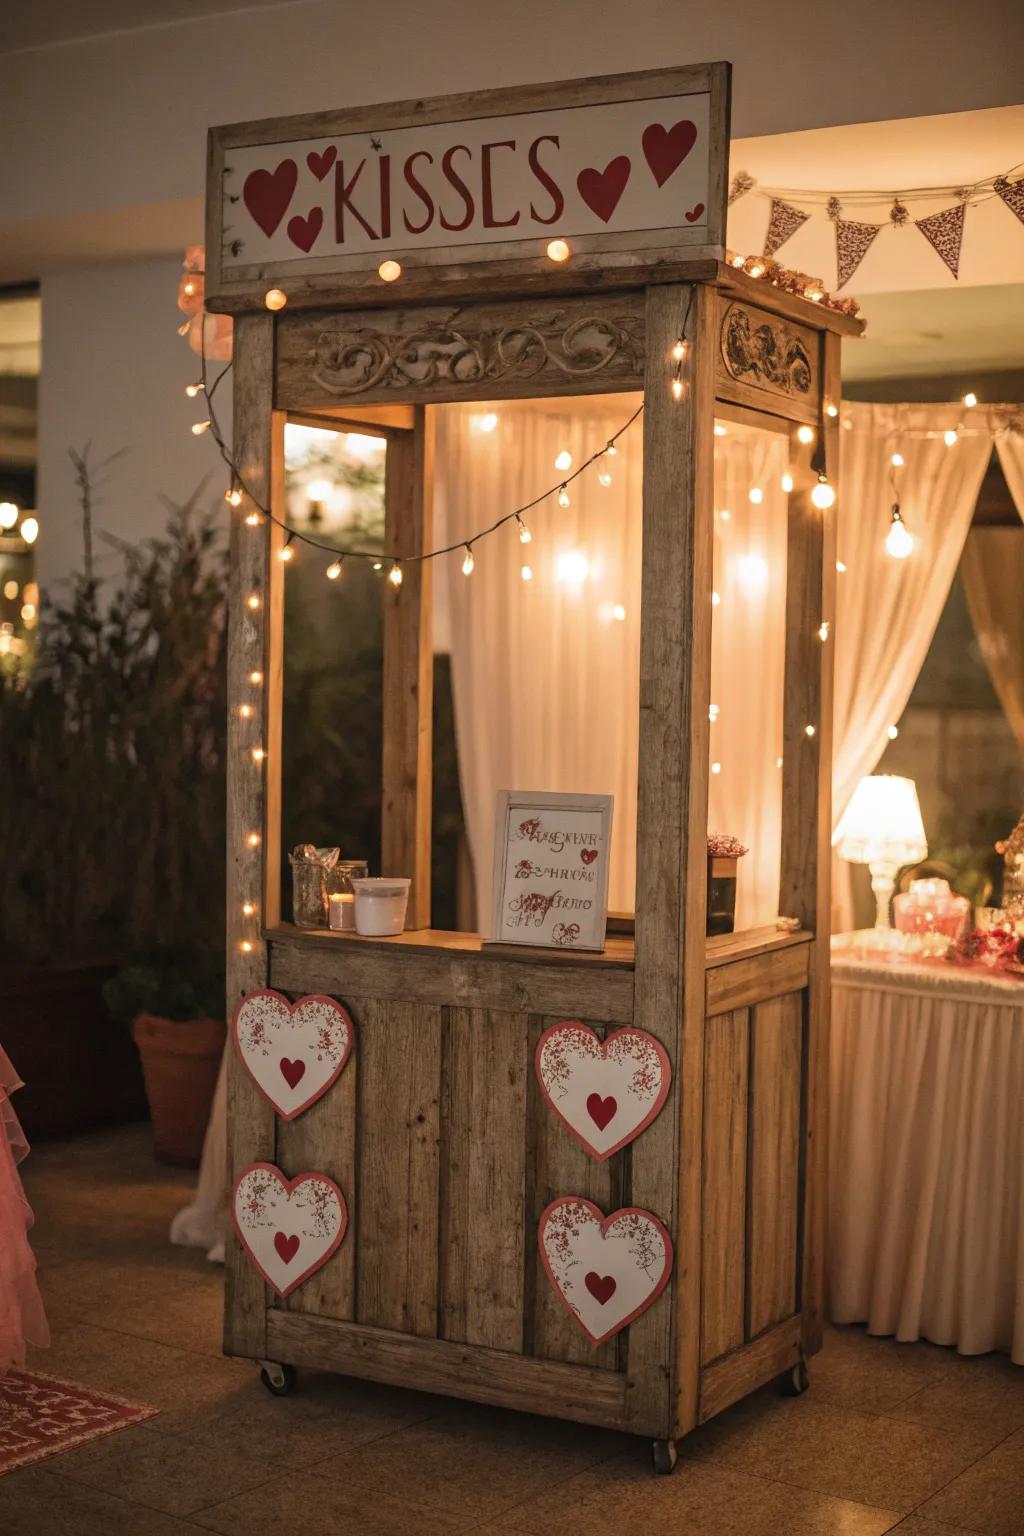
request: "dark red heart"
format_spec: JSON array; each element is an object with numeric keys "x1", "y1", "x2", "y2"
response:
[
  {"x1": 279, "y1": 1057, "x2": 305, "y2": 1090},
  {"x1": 580, "y1": 848, "x2": 598, "y2": 865},
  {"x1": 586, "y1": 1093, "x2": 617, "y2": 1131},
  {"x1": 642, "y1": 120, "x2": 698, "y2": 188},
  {"x1": 577, "y1": 156, "x2": 631, "y2": 223},
  {"x1": 307, "y1": 146, "x2": 337, "y2": 181},
  {"x1": 585, "y1": 1271, "x2": 617, "y2": 1305},
  {"x1": 685, "y1": 202, "x2": 706, "y2": 224},
  {"x1": 243, "y1": 160, "x2": 298, "y2": 238},
  {"x1": 286, "y1": 207, "x2": 323, "y2": 253},
  {"x1": 273, "y1": 1232, "x2": 300, "y2": 1265}
]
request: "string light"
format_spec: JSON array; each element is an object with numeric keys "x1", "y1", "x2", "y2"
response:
[
  {"x1": 781, "y1": 473, "x2": 794, "y2": 493},
  {"x1": 605, "y1": 443, "x2": 617, "y2": 457},
  {"x1": 264, "y1": 288, "x2": 287, "y2": 310},
  {"x1": 251, "y1": 747, "x2": 266, "y2": 763},
  {"x1": 709, "y1": 703, "x2": 720, "y2": 721},
  {"x1": 714, "y1": 423, "x2": 728, "y2": 437},
  {"x1": 598, "y1": 470, "x2": 613, "y2": 487},
  {"x1": 378, "y1": 260, "x2": 402, "y2": 282},
  {"x1": 242, "y1": 901, "x2": 256, "y2": 917},
  {"x1": 944, "y1": 428, "x2": 958, "y2": 447},
  {"x1": 805, "y1": 286, "x2": 824, "y2": 303},
  {"x1": 672, "y1": 338, "x2": 688, "y2": 362},
  {"x1": 461, "y1": 545, "x2": 475, "y2": 576},
  {"x1": 557, "y1": 485, "x2": 570, "y2": 508},
  {"x1": 238, "y1": 704, "x2": 253, "y2": 719},
  {"x1": 240, "y1": 939, "x2": 253, "y2": 954},
  {"x1": 478, "y1": 412, "x2": 498, "y2": 433},
  {"x1": 797, "y1": 425, "x2": 815, "y2": 445},
  {"x1": 671, "y1": 377, "x2": 684, "y2": 400},
  {"x1": 388, "y1": 563, "x2": 403, "y2": 587},
  {"x1": 818, "y1": 621, "x2": 831, "y2": 641},
  {"x1": 516, "y1": 515, "x2": 532, "y2": 544},
  {"x1": 811, "y1": 474, "x2": 836, "y2": 509},
  {"x1": 191, "y1": 420, "x2": 210, "y2": 436},
  {"x1": 963, "y1": 391, "x2": 978, "y2": 409},
  {"x1": 226, "y1": 486, "x2": 243, "y2": 507},
  {"x1": 326, "y1": 559, "x2": 343, "y2": 580},
  {"x1": 890, "y1": 452, "x2": 904, "y2": 468},
  {"x1": 612, "y1": 603, "x2": 626, "y2": 622},
  {"x1": 183, "y1": 279, "x2": 196, "y2": 298},
  {"x1": 885, "y1": 506, "x2": 914, "y2": 559},
  {"x1": 804, "y1": 724, "x2": 816, "y2": 737},
  {"x1": 887, "y1": 724, "x2": 899, "y2": 740},
  {"x1": 248, "y1": 670, "x2": 263, "y2": 685},
  {"x1": 748, "y1": 261, "x2": 765, "y2": 278},
  {"x1": 246, "y1": 832, "x2": 261, "y2": 848},
  {"x1": 185, "y1": 382, "x2": 204, "y2": 398},
  {"x1": 748, "y1": 487, "x2": 764, "y2": 505},
  {"x1": 711, "y1": 590, "x2": 721, "y2": 606},
  {"x1": 245, "y1": 510, "x2": 261, "y2": 527},
  {"x1": 20, "y1": 517, "x2": 38, "y2": 544},
  {"x1": 546, "y1": 239, "x2": 570, "y2": 262},
  {"x1": 246, "y1": 593, "x2": 260, "y2": 610},
  {"x1": 824, "y1": 404, "x2": 839, "y2": 418},
  {"x1": 836, "y1": 560, "x2": 847, "y2": 573},
  {"x1": 279, "y1": 533, "x2": 296, "y2": 563},
  {"x1": 521, "y1": 564, "x2": 533, "y2": 582},
  {"x1": 0, "y1": 503, "x2": 17, "y2": 529},
  {"x1": 554, "y1": 450, "x2": 573, "y2": 471},
  {"x1": 711, "y1": 761, "x2": 722, "y2": 774}
]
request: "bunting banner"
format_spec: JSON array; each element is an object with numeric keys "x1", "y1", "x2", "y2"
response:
[
  {"x1": 834, "y1": 216, "x2": 882, "y2": 290},
  {"x1": 762, "y1": 198, "x2": 810, "y2": 260},
  {"x1": 915, "y1": 203, "x2": 966, "y2": 279},
  {"x1": 994, "y1": 176, "x2": 1024, "y2": 229}
]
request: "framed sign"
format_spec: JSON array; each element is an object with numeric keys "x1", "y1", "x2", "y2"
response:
[
  {"x1": 490, "y1": 790, "x2": 613, "y2": 952},
  {"x1": 205, "y1": 63, "x2": 730, "y2": 310}
]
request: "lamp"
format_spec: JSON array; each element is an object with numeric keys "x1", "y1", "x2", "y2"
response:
[{"x1": 835, "y1": 775, "x2": 927, "y2": 932}]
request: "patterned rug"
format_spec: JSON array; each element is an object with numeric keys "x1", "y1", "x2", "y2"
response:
[{"x1": 0, "y1": 1369, "x2": 157, "y2": 1475}]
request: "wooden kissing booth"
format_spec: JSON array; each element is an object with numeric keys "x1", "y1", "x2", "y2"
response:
[{"x1": 206, "y1": 62, "x2": 861, "y2": 1472}]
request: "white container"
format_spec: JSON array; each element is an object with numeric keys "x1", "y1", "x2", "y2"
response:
[
  {"x1": 328, "y1": 892, "x2": 356, "y2": 931},
  {"x1": 352, "y1": 877, "x2": 411, "y2": 937}
]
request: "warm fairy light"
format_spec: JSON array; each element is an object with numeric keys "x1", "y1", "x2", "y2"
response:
[
  {"x1": 776, "y1": 756, "x2": 784, "y2": 768},
  {"x1": 836, "y1": 560, "x2": 847, "y2": 573},
  {"x1": 249, "y1": 670, "x2": 263, "y2": 685},
  {"x1": 516, "y1": 516, "x2": 532, "y2": 544},
  {"x1": 887, "y1": 724, "x2": 899, "y2": 740},
  {"x1": 748, "y1": 487, "x2": 763, "y2": 505},
  {"x1": 20, "y1": 603, "x2": 36, "y2": 622},
  {"x1": 805, "y1": 287, "x2": 824, "y2": 303},
  {"x1": 748, "y1": 261, "x2": 765, "y2": 278},
  {"x1": 0, "y1": 502, "x2": 18, "y2": 529},
  {"x1": 279, "y1": 540, "x2": 295, "y2": 562},
  {"x1": 824, "y1": 404, "x2": 839, "y2": 418},
  {"x1": 605, "y1": 443, "x2": 617, "y2": 457},
  {"x1": 711, "y1": 761, "x2": 722, "y2": 774},
  {"x1": 554, "y1": 450, "x2": 573, "y2": 471},
  {"x1": 612, "y1": 603, "x2": 626, "y2": 622},
  {"x1": 240, "y1": 940, "x2": 253, "y2": 953},
  {"x1": 711, "y1": 590, "x2": 721, "y2": 606},
  {"x1": 719, "y1": 509, "x2": 731, "y2": 522},
  {"x1": 246, "y1": 593, "x2": 260, "y2": 610},
  {"x1": 963, "y1": 391, "x2": 978, "y2": 409},
  {"x1": 461, "y1": 545, "x2": 475, "y2": 576},
  {"x1": 20, "y1": 517, "x2": 38, "y2": 544},
  {"x1": 264, "y1": 288, "x2": 287, "y2": 310},
  {"x1": 183, "y1": 280, "x2": 196, "y2": 298},
  {"x1": 811, "y1": 475, "x2": 836, "y2": 510},
  {"x1": 246, "y1": 832, "x2": 261, "y2": 848},
  {"x1": 598, "y1": 470, "x2": 613, "y2": 487},
  {"x1": 373, "y1": 561, "x2": 383, "y2": 571},
  {"x1": 239, "y1": 704, "x2": 253, "y2": 719},
  {"x1": 804, "y1": 724, "x2": 816, "y2": 737},
  {"x1": 672, "y1": 339, "x2": 688, "y2": 362},
  {"x1": 478, "y1": 412, "x2": 499, "y2": 433},
  {"x1": 245, "y1": 511, "x2": 261, "y2": 527},
  {"x1": 818, "y1": 621, "x2": 831, "y2": 642},
  {"x1": 731, "y1": 253, "x2": 746, "y2": 267},
  {"x1": 709, "y1": 703, "x2": 719, "y2": 721},
  {"x1": 251, "y1": 747, "x2": 266, "y2": 763},
  {"x1": 521, "y1": 563, "x2": 533, "y2": 582},
  {"x1": 556, "y1": 549, "x2": 589, "y2": 585},
  {"x1": 557, "y1": 486, "x2": 570, "y2": 508},
  {"x1": 944, "y1": 428, "x2": 958, "y2": 447},
  {"x1": 546, "y1": 239, "x2": 570, "y2": 262},
  {"x1": 326, "y1": 560, "x2": 343, "y2": 580},
  {"x1": 226, "y1": 487, "x2": 243, "y2": 507},
  {"x1": 714, "y1": 423, "x2": 727, "y2": 437},
  {"x1": 3, "y1": 580, "x2": 17, "y2": 599},
  {"x1": 797, "y1": 425, "x2": 815, "y2": 445},
  {"x1": 378, "y1": 260, "x2": 402, "y2": 282},
  {"x1": 185, "y1": 382, "x2": 204, "y2": 398},
  {"x1": 388, "y1": 563, "x2": 403, "y2": 587},
  {"x1": 671, "y1": 377, "x2": 684, "y2": 400},
  {"x1": 191, "y1": 420, "x2": 210, "y2": 436},
  {"x1": 242, "y1": 901, "x2": 256, "y2": 917},
  {"x1": 891, "y1": 452, "x2": 904, "y2": 468},
  {"x1": 781, "y1": 473, "x2": 794, "y2": 493},
  {"x1": 885, "y1": 509, "x2": 914, "y2": 559}
]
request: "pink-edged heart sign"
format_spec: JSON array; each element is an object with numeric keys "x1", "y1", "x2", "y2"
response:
[
  {"x1": 232, "y1": 990, "x2": 353, "y2": 1121},
  {"x1": 539, "y1": 1198, "x2": 673, "y2": 1345},
  {"x1": 535, "y1": 1022, "x2": 671, "y2": 1161},
  {"x1": 233, "y1": 1163, "x2": 347, "y2": 1298}
]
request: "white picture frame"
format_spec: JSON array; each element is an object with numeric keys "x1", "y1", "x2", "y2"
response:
[{"x1": 488, "y1": 790, "x2": 613, "y2": 952}]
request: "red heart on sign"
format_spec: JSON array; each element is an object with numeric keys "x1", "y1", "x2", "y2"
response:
[
  {"x1": 580, "y1": 848, "x2": 598, "y2": 865},
  {"x1": 577, "y1": 156, "x2": 631, "y2": 222},
  {"x1": 585, "y1": 1271, "x2": 617, "y2": 1305},
  {"x1": 243, "y1": 159, "x2": 298, "y2": 237},
  {"x1": 587, "y1": 1092, "x2": 617, "y2": 1131},
  {"x1": 274, "y1": 1231, "x2": 300, "y2": 1265},
  {"x1": 307, "y1": 146, "x2": 337, "y2": 181},
  {"x1": 642, "y1": 120, "x2": 698, "y2": 187},
  {"x1": 279, "y1": 1057, "x2": 305, "y2": 1090},
  {"x1": 686, "y1": 202, "x2": 706, "y2": 224},
  {"x1": 287, "y1": 207, "x2": 323, "y2": 253}
]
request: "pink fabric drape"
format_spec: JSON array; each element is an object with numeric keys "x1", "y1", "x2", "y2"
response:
[{"x1": 0, "y1": 1047, "x2": 49, "y2": 1371}]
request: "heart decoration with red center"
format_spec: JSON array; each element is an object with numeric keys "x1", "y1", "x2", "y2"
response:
[
  {"x1": 306, "y1": 146, "x2": 337, "y2": 181},
  {"x1": 641, "y1": 120, "x2": 698, "y2": 188},
  {"x1": 233, "y1": 1163, "x2": 347, "y2": 1298},
  {"x1": 286, "y1": 207, "x2": 323, "y2": 253},
  {"x1": 535, "y1": 1022, "x2": 671, "y2": 1160},
  {"x1": 232, "y1": 990, "x2": 353, "y2": 1121},
  {"x1": 577, "y1": 156, "x2": 631, "y2": 222},
  {"x1": 580, "y1": 849, "x2": 599, "y2": 866},
  {"x1": 539, "y1": 1198, "x2": 673, "y2": 1344},
  {"x1": 242, "y1": 159, "x2": 298, "y2": 237}
]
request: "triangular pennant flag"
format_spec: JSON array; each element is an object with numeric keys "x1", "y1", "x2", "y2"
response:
[
  {"x1": 994, "y1": 176, "x2": 1024, "y2": 229},
  {"x1": 915, "y1": 203, "x2": 966, "y2": 278},
  {"x1": 762, "y1": 198, "x2": 810, "y2": 259},
  {"x1": 834, "y1": 217, "x2": 882, "y2": 289}
]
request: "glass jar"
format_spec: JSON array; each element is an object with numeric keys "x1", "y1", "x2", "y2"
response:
[{"x1": 288, "y1": 845, "x2": 339, "y2": 928}]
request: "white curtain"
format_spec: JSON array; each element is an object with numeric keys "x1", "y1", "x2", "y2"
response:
[{"x1": 435, "y1": 398, "x2": 787, "y2": 931}]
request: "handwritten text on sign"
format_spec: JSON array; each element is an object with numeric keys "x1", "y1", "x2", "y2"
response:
[
  {"x1": 224, "y1": 95, "x2": 711, "y2": 268},
  {"x1": 491, "y1": 792, "x2": 613, "y2": 951}
]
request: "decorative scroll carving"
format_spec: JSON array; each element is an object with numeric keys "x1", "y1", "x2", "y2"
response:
[
  {"x1": 311, "y1": 310, "x2": 644, "y2": 396},
  {"x1": 720, "y1": 302, "x2": 813, "y2": 398}
]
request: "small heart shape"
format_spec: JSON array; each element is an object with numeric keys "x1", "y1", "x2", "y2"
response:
[
  {"x1": 243, "y1": 159, "x2": 298, "y2": 238},
  {"x1": 685, "y1": 202, "x2": 705, "y2": 224},
  {"x1": 580, "y1": 848, "x2": 598, "y2": 865},
  {"x1": 274, "y1": 1231, "x2": 300, "y2": 1265},
  {"x1": 587, "y1": 1092, "x2": 617, "y2": 1131},
  {"x1": 307, "y1": 146, "x2": 337, "y2": 181},
  {"x1": 577, "y1": 156, "x2": 631, "y2": 223},
  {"x1": 585, "y1": 1271, "x2": 617, "y2": 1305},
  {"x1": 642, "y1": 120, "x2": 698, "y2": 188},
  {"x1": 287, "y1": 207, "x2": 323, "y2": 253},
  {"x1": 279, "y1": 1057, "x2": 305, "y2": 1090}
]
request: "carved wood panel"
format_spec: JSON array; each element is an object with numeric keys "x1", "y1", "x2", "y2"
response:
[
  {"x1": 715, "y1": 299, "x2": 820, "y2": 424},
  {"x1": 275, "y1": 293, "x2": 646, "y2": 411}
]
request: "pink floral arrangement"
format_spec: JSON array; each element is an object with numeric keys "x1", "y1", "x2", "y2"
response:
[
  {"x1": 951, "y1": 924, "x2": 1024, "y2": 977},
  {"x1": 707, "y1": 833, "x2": 748, "y2": 858}
]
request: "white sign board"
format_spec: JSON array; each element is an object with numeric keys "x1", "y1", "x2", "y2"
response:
[{"x1": 490, "y1": 790, "x2": 613, "y2": 952}]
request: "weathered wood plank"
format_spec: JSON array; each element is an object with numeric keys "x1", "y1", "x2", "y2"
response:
[
  {"x1": 356, "y1": 997, "x2": 442, "y2": 1335},
  {"x1": 701, "y1": 1009, "x2": 749, "y2": 1365},
  {"x1": 698, "y1": 1314, "x2": 802, "y2": 1423},
  {"x1": 439, "y1": 1007, "x2": 528, "y2": 1351},
  {"x1": 704, "y1": 926, "x2": 812, "y2": 968},
  {"x1": 266, "y1": 1311, "x2": 633, "y2": 1431},
  {"x1": 746, "y1": 994, "x2": 803, "y2": 1338},
  {"x1": 705, "y1": 946, "x2": 809, "y2": 1016},
  {"x1": 715, "y1": 297, "x2": 821, "y2": 427}
]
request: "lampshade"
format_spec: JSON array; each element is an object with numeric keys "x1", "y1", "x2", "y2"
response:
[{"x1": 835, "y1": 775, "x2": 928, "y2": 867}]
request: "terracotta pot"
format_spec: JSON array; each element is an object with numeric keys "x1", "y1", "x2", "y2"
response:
[
  {"x1": 706, "y1": 854, "x2": 740, "y2": 936},
  {"x1": 131, "y1": 1012, "x2": 225, "y2": 1166}
]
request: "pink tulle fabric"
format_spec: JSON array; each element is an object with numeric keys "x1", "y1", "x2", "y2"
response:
[{"x1": 0, "y1": 1046, "x2": 49, "y2": 1371}]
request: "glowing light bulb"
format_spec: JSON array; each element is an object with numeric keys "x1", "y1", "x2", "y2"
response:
[
  {"x1": 388, "y1": 563, "x2": 403, "y2": 587},
  {"x1": 554, "y1": 450, "x2": 572, "y2": 472},
  {"x1": 719, "y1": 509, "x2": 731, "y2": 522},
  {"x1": 963, "y1": 391, "x2": 978, "y2": 409},
  {"x1": 711, "y1": 762, "x2": 722, "y2": 775},
  {"x1": 240, "y1": 940, "x2": 253, "y2": 954},
  {"x1": 245, "y1": 511, "x2": 261, "y2": 527},
  {"x1": 279, "y1": 543, "x2": 295, "y2": 562},
  {"x1": 825, "y1": 404, "x2": 838, "y2": 418},
  {"x1": 804, "y1": 724, "x2": 816, "y2": 737},
  {"x1": 251, "y1": 747, "x2": 266, "y2": 763},
  {"x1": 3, "y1": 580, "x2": 17, "y2": 599},
  {"x1": 944, "y1": 428, "x2": 958, "y2": 447},
  {"x1": 887, "y1": 724, "x2": 899, "y2": 740},
  {"x1": 671, "y1": 377, "x2": 684, "y2": 400},
  {"x1": 781, "y1": 473, "x2": 794, "y2": 494},
  {"x1": 238, "y1": 704, "x2": 253, "y2": 719},
  {"x1": 711, "y1": 590, "x2": 721, "y2": 606},
  {"x1": 811, "y1": 476, "x2": 836, "y2": 510},
  {"x1": 248, "y1": 670, "x2": 263, "y2": 685},
  {"x1": 246, "y1": 832, "x2": 261, "y2": 848},
  {"x1": 186, "y1": 382, "x2": 204, "y2": 398},
  {"x1": 709, "y1": 703, "x2": 719, "y2": 721},
  {"x1": 598, "y1": 470, "x2": 613, "y2": 487},
  {"x1": 557, "y1": 486, "x2": 570, "y2": 509},
  {"x1": 836, "y1": 560, "x2": 847, "y2": 573},
  {"x1": 546, "y1": 239, "x2": 570, "y2": 262},
  {"x1": 517, "y1": 517, "x2": 532, "y2": 544},
  {"x1": 776, "y1": 757, "x2": 784, "y2": 768},
  {"x1": 730, "y1": 253, "x2": 746, "y2": 267},
  {"x1": 264, "y1": 288, "x2": 287, "y2": 310},
  {"x1": 242, "y1": 901, "x2": 256, "y2": 917},
  {"x1": 885, "y1": 513, "x2": 914, "y2": 559},
  {"x1": 605, "y1": 443, "x2": 617, "y2": 457},
  {"x1": 805, "y1": 287, "x2": 824, "y2": 303},
  {"x1": 226, "y1": 487, "x2": 243, "y2": 507},
  {"x1": 748, "y1": 487, "x2": 764, "y2": 505},
  {"x1": 891, "y1": 452, "x2": 904, "y2": 468},
  {"x1": 478, "y1": 412, "x2": 498, "y2": 433},
  {"x1": 672, "y1": 339, "x2": 687, "y2": 362},
  {"x1": 521, "y1": 563, "x2": 533, "y2": 582},
  {"x1": 0, "y1": 502, "x2": 18, "y2": 529},
  {"x1": 714, "y1": 423, "x2": 727, "y2": 438},
  {"x1": 183, "y1": 280, "x2": 196, "y2": 298},
  {"x1": 326, "y1": 560, "x2": 343, "y2": 580},
  {"x1": 461, "y1": 546, "x2": 475, "y2": 576},
  {"x1": 818, "y1": 621, "x2": 830, "y2": 642},
  {"x1": 246, "y1": 594, "x2": 260, "y2": 610},
  {"x1": 377, "y1": 260, "x2": 402, "y2": 282},
  {"x1": 20, "y1": 603, "x2": 36, "y2": 622},
  {"x1": 612, "y1": 603, "x2": 626, "y2": 622},
  {"x1": 748, "y1": 261, "x2": 765, "y2": 278},
  {"x1": 20, "y1": 517, "x2": 38, "y2": 544},
  {"x1": 797, "y1": 425, "x2": 815, "y2": 445},
  {"x1": 191, "y1": 420, "x2": 210, "y2": 436}
]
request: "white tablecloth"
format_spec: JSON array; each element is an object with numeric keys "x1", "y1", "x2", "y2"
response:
[{"x1": 829, "y1": 947, "x2": 1024, "y2": 1361}]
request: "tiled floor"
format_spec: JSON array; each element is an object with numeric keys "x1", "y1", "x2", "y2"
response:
[{"x1": 2, "y1": 1125, "x2": 1022, "y2": 1534}]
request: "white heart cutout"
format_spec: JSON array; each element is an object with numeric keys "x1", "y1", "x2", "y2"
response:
[
  {"x1": 535, "y1": 1023, "x2": 671, "y2": 1160},
  {"x1": 538, "y1": 1198, "x2": 673, "y2": 1345},
  {"x1": 232, "y1": 1162, "x2": 347, "y2": 1298},
  {"x1": 232, "y1": 990, "x2": 353, "y2": 1120}
]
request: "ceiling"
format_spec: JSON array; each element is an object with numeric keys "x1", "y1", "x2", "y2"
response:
[
  {"x1": 844, "y1": 285, "x2": 1024, "y2": 383},
  {"x1": 2, "y1": 0, "x2": 305, "y2": 54}
]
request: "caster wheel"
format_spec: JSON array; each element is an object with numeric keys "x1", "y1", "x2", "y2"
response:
[
  {"x1": 259, "y1": 1362, "x2": 296, "y2": 1397},
  {"x1": 652, "y1": 1438, "x2": 678, "y2": 1475},
  {"x1": 778, "y1": 1359, "x2": 809, "y2": 1397}
]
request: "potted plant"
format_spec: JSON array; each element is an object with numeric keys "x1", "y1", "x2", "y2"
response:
[
  {"x1": 707, "y1": 833, "x2": 748, "y2": 936},
  {"x1": 103, "y1": 950, "x2": 224, "y2": 1165}
]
